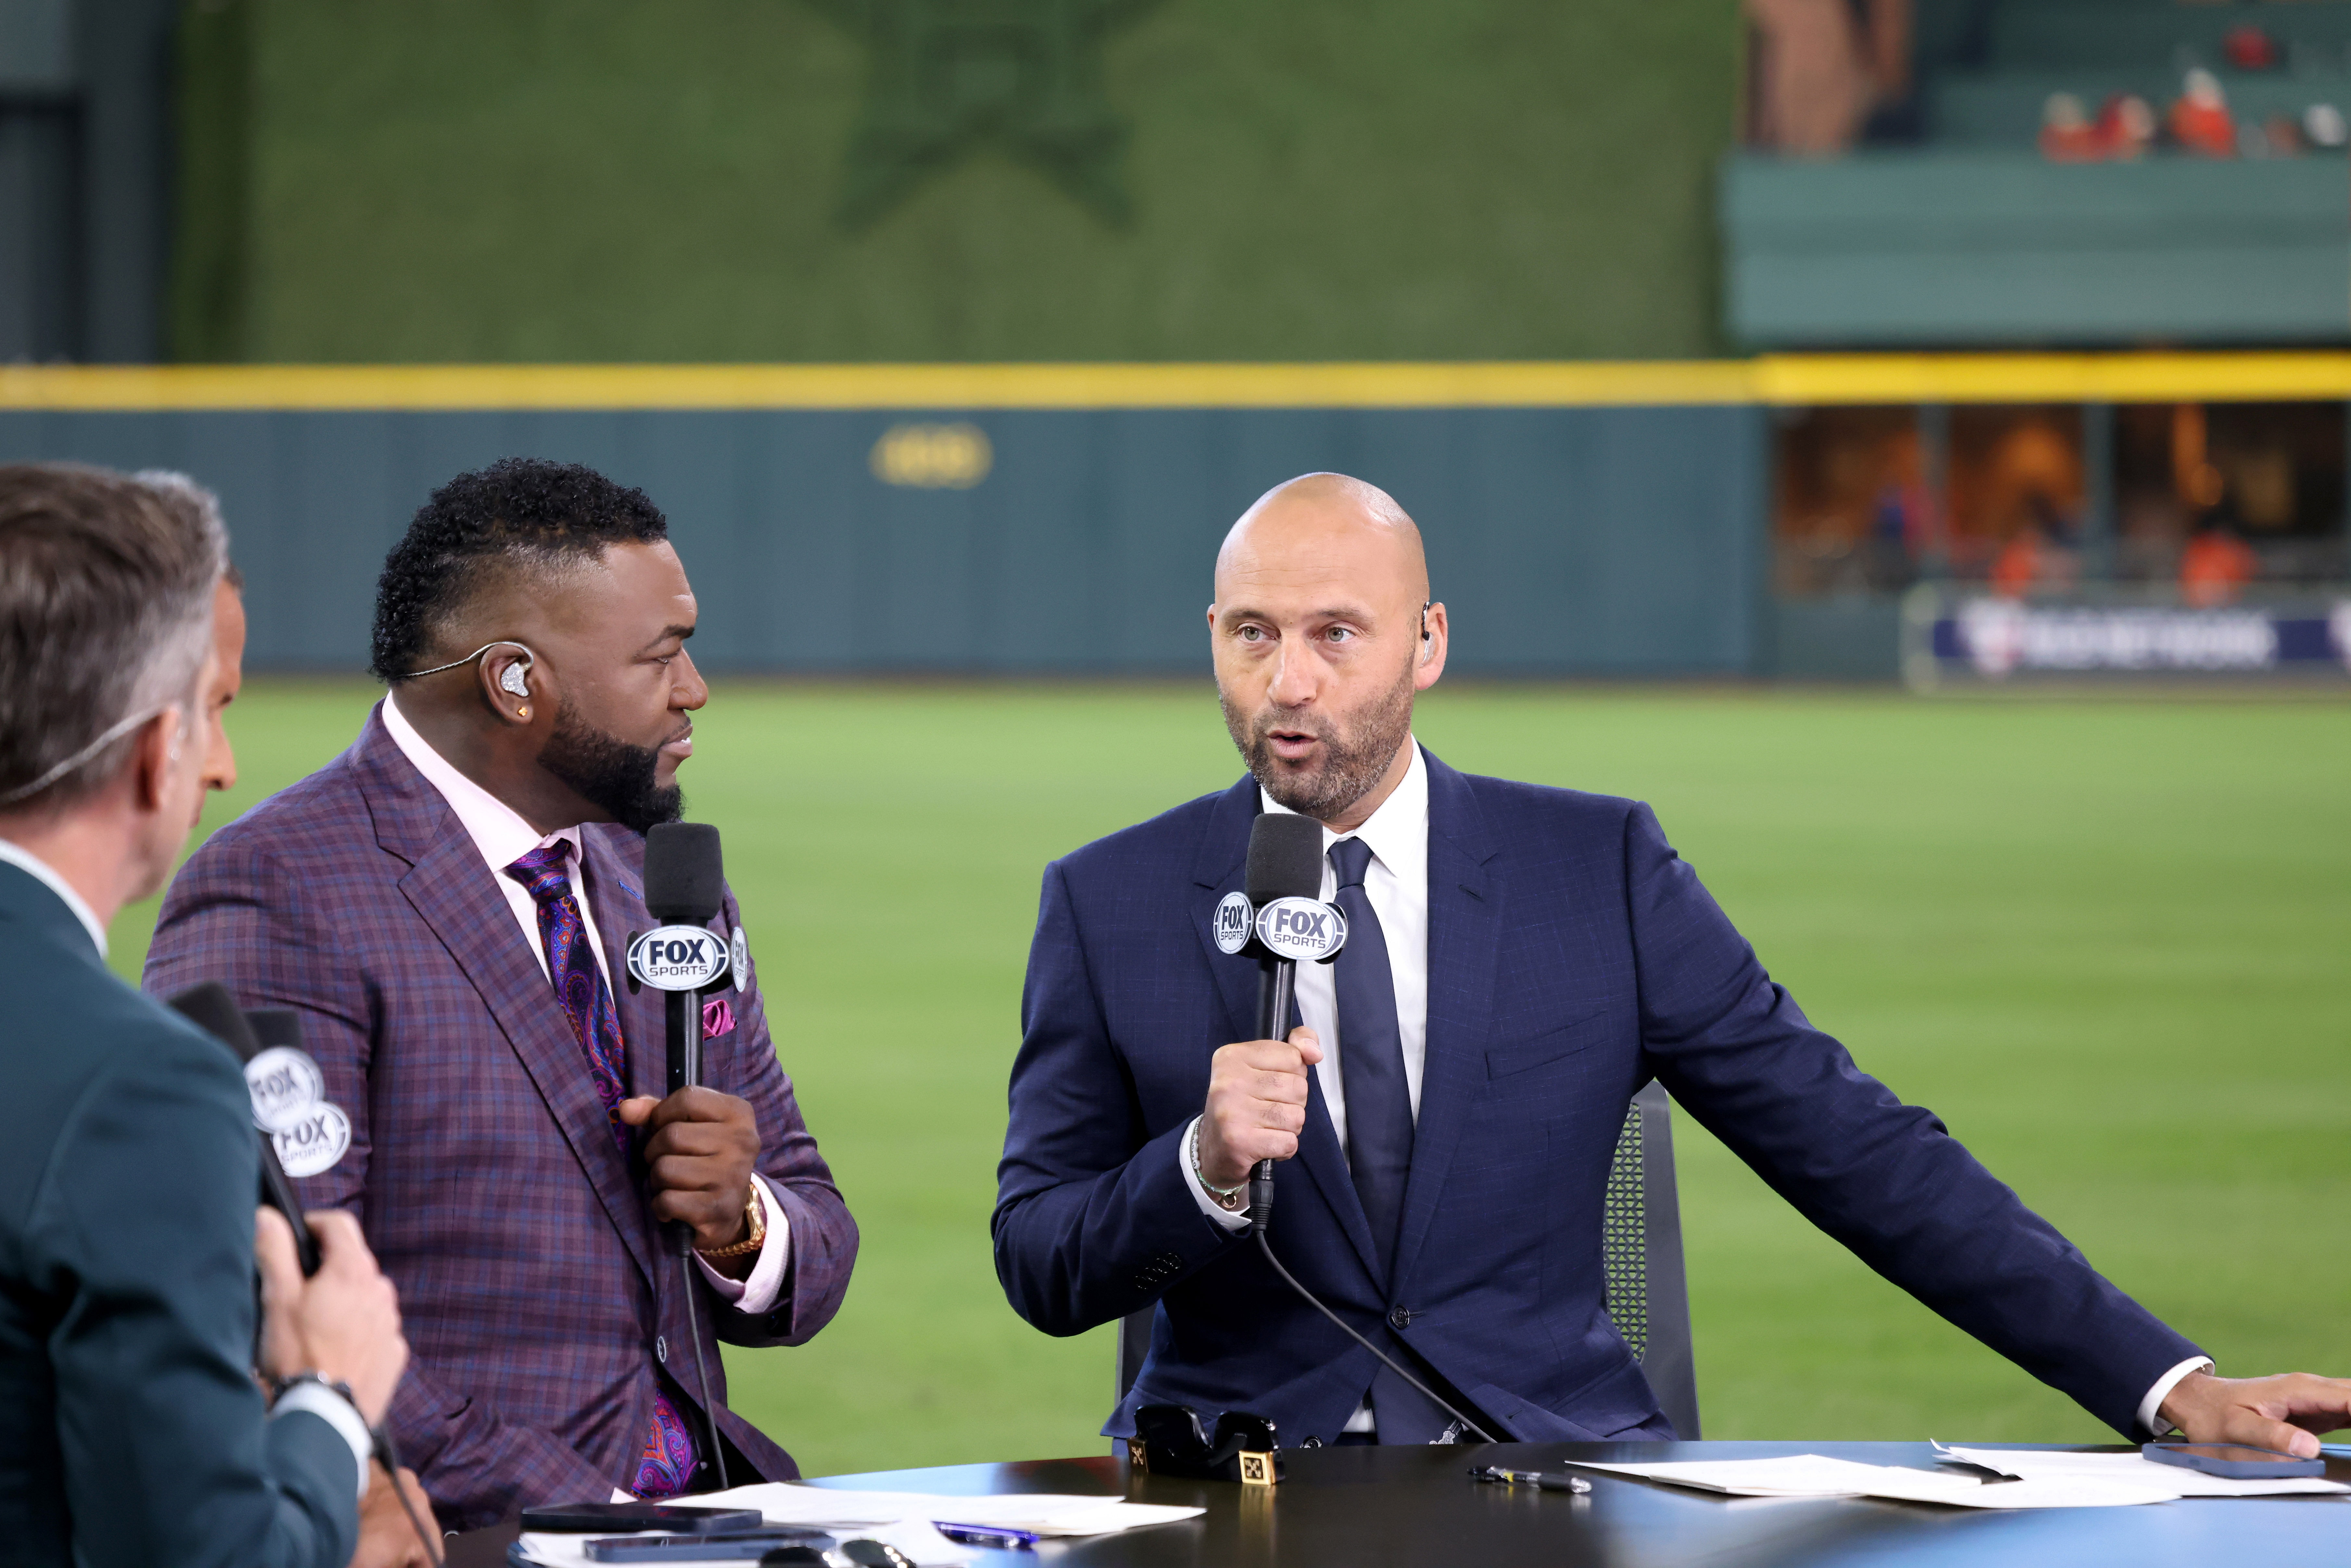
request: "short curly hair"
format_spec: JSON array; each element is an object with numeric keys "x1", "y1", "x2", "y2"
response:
[{"x1": 371, "y1": 457, "x2": 667, "y2": 682}]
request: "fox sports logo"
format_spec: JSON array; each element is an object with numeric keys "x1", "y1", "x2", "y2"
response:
[{"x1": 1213, "y1": 891, "x2": 1255, "y2": 954}]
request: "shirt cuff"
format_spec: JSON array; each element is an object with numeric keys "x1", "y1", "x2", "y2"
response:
[
  {"x1": 694, "y1": 1173, "x2": 791, "y2": 1314},
  {"x1": 270, "y1": 1381, "x2": 373, "y2": 1501},
  {"x1": 2138, "y1": 1356, "x2": 2217, "y2": 1436},
  {"x1": 1180, "y1": 1117, "x2": 1251, "y2": 1233}
]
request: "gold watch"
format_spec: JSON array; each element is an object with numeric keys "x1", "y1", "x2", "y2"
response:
[{"x1": 696, "y1": 1183, "x2": 768, "y2": 1260}]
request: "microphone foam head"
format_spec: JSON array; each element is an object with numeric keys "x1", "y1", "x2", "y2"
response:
[
  {"x1": 1245, "y1": 813, "x2": 1325, "y2": 904},
  {"x1": 644, "y1": 820, "x2": 724, "y2": 922},
  {"x1": 168, "y1": 981, "x2": 263, "y2": 1064}
]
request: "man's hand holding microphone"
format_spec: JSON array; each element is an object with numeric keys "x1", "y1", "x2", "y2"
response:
[
  {"x1": 1196, "y1": 1026, "x2": 1324, "y2": 1195},
  {"x1": 255, "y1": 1207, "x2": 430, "y2": 1568},
  {"x1": 617, "y1": 1088, "x2": 763, "y2": 1278}
]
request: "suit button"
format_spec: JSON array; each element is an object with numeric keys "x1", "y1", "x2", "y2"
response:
[
  {"x1": 1388, "y1": 1307, "x2": 1412, "y2": 1331},
  {"x1": 656, "y1": 1336, "x2": 669, "y2": 1364}
]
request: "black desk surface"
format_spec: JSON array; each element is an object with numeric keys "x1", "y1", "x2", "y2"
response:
[{"x1": 796, "y1": 1441, "x2": 2351, "y2": 1567}]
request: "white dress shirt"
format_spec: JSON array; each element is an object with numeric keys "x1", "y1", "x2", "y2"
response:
[
  {"x1": 1176, "y1": 738, "x2": 2209, "y2": 1438},
  {"x1": 383, "y1": 693, "x2": 788, "y2": 1314}
]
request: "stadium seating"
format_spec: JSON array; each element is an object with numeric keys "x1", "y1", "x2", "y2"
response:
[{"x1": 1725, "y1": 0, "x2": 2351, "y2": 347}]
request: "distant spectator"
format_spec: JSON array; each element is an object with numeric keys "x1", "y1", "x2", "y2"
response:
[
  {"x1": 2045, "y1": 94, "x2": 2156, "y2": 163},
  {"x1": 2259, "y1": 115, "x2": 2306, "y2": 157},
  {"x1": 1990, "y1": 526, "x2": 2044, "y2": 599},
  {"x1": 1989, "y1": 501, "x2": 2078, "y2": 600},
  {"x1": 2222, "y1": 25, "x2": 2278, "y2": 73},
  {"x1": 2041, "y1": 94, "x2": 2102, "y2": 161},
  {"x1": 2170, "y1": 69, "x2": 2236, "y2": 158},
  {"x1": 1863, "y1": 477, "x2": 1926, "y2": 591},
  {"x1": 1744, "y1": 0, "x2": 1911, "y2": 155},
  {"x1": 2180, "y1": 521, "x2": 2257, "y2": 606},
  {"x1": 2095, "y1": 94, "x2": 2157, "y2": 159}
]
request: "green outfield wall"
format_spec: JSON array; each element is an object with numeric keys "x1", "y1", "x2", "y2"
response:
[
  {"x1": 15, "y1": 353, "x2": 2343, "y2": 677},
  {"x1": 172, "y1": 0, "x2": 1738, "y2": 364},
  {"x1": 0, "y1": 395, "x2": 1766, "y2": 674}
]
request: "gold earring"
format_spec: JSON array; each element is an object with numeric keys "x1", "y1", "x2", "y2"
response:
[{"x1": 517, "y1": 704, "x2": 531, "y2": 720}]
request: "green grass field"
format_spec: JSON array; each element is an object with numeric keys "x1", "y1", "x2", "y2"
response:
[{"x1": 107, "y1": 682, "x2": 2350, "y2": 1478}]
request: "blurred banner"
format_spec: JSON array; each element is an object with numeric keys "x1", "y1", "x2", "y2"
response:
[{"x1": 1901, "y1": 584, "x2": 2351, "y2": 689}]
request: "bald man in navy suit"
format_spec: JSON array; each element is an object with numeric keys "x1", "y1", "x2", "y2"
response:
[{"x1": 995, "y1": 472, "x2": 2351, "y2": 1452}]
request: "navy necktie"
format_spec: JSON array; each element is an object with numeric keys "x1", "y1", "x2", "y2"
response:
[
  {"x1": 1331, "y1": 836, "x2": 1455, "y2": 1444},
  {"x1": 1331, "y1": 836, "x2": 1412, "y2": 1278}
]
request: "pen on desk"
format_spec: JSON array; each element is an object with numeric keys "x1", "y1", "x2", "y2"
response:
[
  {"x1": 1469, "y1": 1464, "x2": 1592, "y2": 1494},
  {"x1": 931, "y1": 1523, "x2": 1042, "y2": 1549}
]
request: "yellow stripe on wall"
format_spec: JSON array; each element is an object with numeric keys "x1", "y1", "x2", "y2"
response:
[{"x1": 6, "y1": 354, "x2": 2351, "y2": 411}]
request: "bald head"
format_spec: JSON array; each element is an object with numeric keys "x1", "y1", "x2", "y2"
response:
[
  {"x1": 1207, "y1": 473, "x2": 1448, "y2": 830},
  {"x1": 1215, "y1": 472, "x2": 1428, "y2": 605}
]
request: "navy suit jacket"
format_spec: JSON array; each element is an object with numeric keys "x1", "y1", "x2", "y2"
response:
[{"x1": 995, "y1": 749, "x2": 2201, "y2": 1445}]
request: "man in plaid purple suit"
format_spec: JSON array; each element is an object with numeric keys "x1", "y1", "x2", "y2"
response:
[{"x1": 145, "y1": 459, "x2": 859, "y2": 1529}]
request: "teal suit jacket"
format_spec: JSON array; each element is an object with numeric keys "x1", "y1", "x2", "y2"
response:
[{"x1": 0, "y1": 859, "x2": 360, "y2": 1567}]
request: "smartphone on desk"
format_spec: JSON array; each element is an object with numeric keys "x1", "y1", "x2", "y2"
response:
[
  {"x1": 582, "y1": 1529, "x2": 837, "y2": 1562},
  {"x1": 2142, "y1": 1441, "x2": 2327, "y2": 1479},
  {"x1": 520, "y1": 1503, "x2": 766, "y2": 1533}
]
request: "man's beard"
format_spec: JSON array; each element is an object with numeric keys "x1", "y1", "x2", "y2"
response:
[
  {"x1": 538, "y1": 700, "x2": 685, "y2": 835},
  {"x1": 1220, "y1": 658, "x2": 1416, "y2": 822}
]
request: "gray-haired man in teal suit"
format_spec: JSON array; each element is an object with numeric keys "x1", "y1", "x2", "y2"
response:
[{"x1": 0, "y1": 462, "x2": 409, "y2": 1568}]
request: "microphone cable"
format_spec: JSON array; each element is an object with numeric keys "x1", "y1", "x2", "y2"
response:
[
  {"x1": 678, "y1": 1244, "x2": 732, "y2": 1493},
  {"x1": 1223, "y1": 818, "x2": 1490, "y2": 1441},
  {"x1": 367, "y1": 1422, "x2": 445, "y2": 1568},
  {"x1": 1252, "y1": 1231, "x2": 1496, "y2": 1445}
]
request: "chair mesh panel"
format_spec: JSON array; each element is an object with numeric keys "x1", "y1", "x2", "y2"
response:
[{"x1": 1602, "y1": 1101, "x2": 1648, "y2": 1360}]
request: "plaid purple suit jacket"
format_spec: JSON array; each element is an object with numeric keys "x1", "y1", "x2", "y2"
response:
[{"x1": 143, "y1": 708, "x2": 858, "y2": 1528}]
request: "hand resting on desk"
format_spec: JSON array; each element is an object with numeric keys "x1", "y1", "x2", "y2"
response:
[{"x1": 2160, "y1": 1372, "x2": 2351, "y2": 1458}]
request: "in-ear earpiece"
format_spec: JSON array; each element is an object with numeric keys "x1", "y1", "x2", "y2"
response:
[{"x1": 500, "y1": 662, "x2": 531, "y2": 698}]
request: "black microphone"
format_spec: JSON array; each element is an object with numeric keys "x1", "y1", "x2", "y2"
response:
[
  {"x1": 643, "y1": 820, "x2": 725, "y2": 1101},
  {"x1": 167, "y1": 983, "x2": 321, "y2": 1277},
  {"x1": 1223, "y1": 819, "x2": 1501, "y2": 1445},
  {"x1": 1241, "y1": 813, "x2": 1329, "y2": 1234},
  {"x1": 634, "y1": 818, "x2": 732, "y2": 1491}
]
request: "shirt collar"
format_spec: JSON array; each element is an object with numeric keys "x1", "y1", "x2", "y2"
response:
[
  {"x1": 0, "y1": 838, "x2": 109, "y2": 957},
  {"x1": 381, "y1": 690, "x2": 584, "y2": 880},
  {"x1": 1259, "y1": 737, "x2": 1429, "y2": 882}
]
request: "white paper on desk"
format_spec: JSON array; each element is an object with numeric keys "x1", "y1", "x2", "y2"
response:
[
  {"x1": 693, "y1": 1479, "x2": 1203, "y2": 1536},
  {"x1": 1566, "y1": 1455, "x2": 2176, "y2": 1508},
  {"x1": 1935, "y1": 1443, "x2": 2351, "y2": 1500}
]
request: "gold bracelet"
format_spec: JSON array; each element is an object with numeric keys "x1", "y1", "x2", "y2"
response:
[{"x1": 696, "y1": 1184, "x2": 768, "y2": 1260}]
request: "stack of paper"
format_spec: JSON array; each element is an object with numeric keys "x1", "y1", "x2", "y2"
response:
[
  {"x1": 1565, "y1": 1454, "x2": 2177, "y2": 1508},
  {"x1": 513, "y1": 1483, "x2": 1202, "y2": 1566},
  {"x1": 1933, "y1": 1443, "x2": 2351, "y2": 1500},
  {"x1": 697, "y1": 1481, "x2": 1202, "y2": 1536}
]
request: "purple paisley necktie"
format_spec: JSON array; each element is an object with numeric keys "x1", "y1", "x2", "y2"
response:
[{"x1": 506, "y1": 839, "x2": 700, "y2": 1499}]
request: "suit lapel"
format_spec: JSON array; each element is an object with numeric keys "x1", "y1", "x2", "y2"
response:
[
  {"x1": 1188, "y1": 777, "x2": 1263, "y2": 1048},
  {"x1": 356, "y1": 709, "x2": 659, "y2": 1294},
  {"x1": 1390, "y1": 751, "x2": 1501, "y2": 1292},
  {"x1": 1189, "y1": 776, "x2": 1384, "y2": 1286}
]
